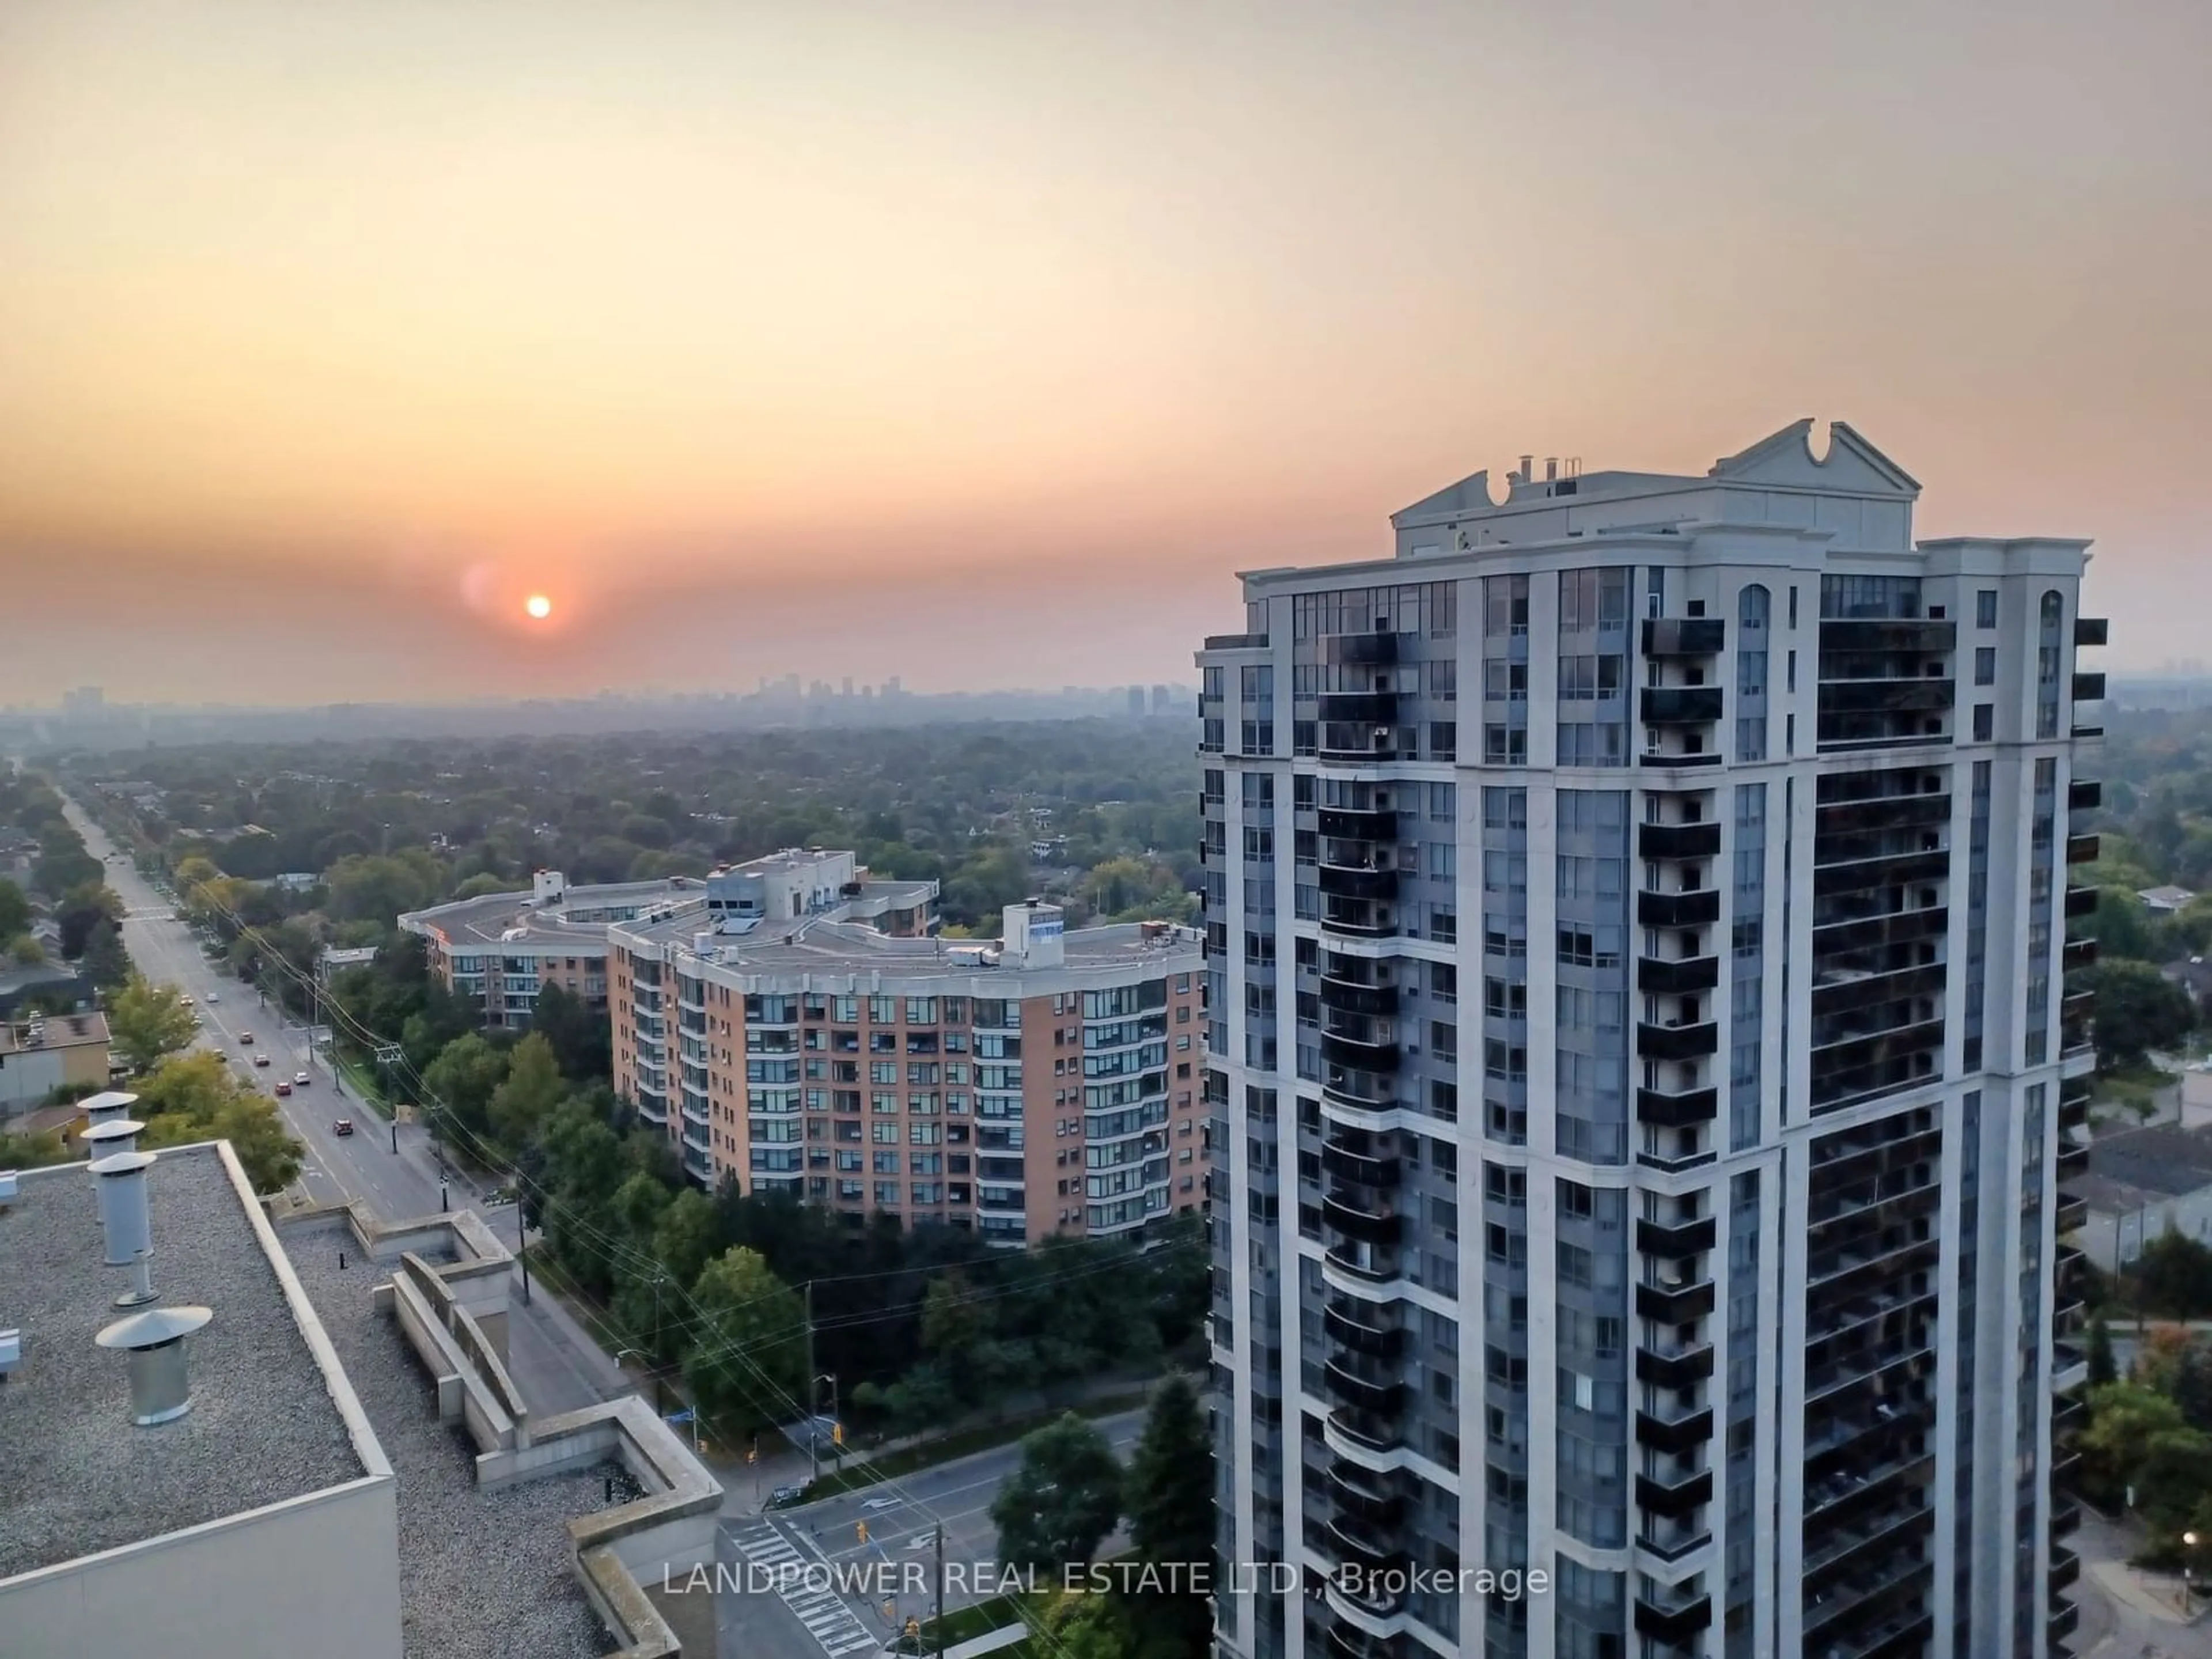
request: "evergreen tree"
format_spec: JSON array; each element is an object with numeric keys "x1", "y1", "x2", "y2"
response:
[
  {"x1": 2088, "y1": 1314, "x2": 2118, "y2": 1388},
  {"x1": 1123, "y1": 1373, "x2": 1215, "y2": 1656}
]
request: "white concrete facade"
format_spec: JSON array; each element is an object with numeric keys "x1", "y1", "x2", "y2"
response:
[{"x1": 1199, "y1": 422, "x2": 2099, "y2": 1659}]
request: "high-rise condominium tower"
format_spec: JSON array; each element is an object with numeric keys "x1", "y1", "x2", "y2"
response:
[{"x1": 1197, "y1": 422, "x2": 2103, "y2": 1659}]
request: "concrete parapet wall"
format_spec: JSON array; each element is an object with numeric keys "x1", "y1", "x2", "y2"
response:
[
  {"x1": 389, "y1": 1270, "x2": 512, "y2": 1450},
  {"x1": 578, "y1": 1545, "x2": 680, "y2": 1659},
  {"x1": 399, "y1": 1252, "x2": 531, "y2": 1446}
]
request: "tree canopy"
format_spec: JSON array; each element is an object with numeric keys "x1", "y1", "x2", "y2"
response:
[
  {"x1": 991, "y1": 1412, "x2": 1125, "y2": 1573},
  {"x1": 108, "y1": 975, "x2": 199, "y2": 1074}
]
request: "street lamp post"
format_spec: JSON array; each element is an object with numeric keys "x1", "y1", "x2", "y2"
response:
[
  {"x1": 2184, "y1": 1531, "x2": 2200, "y2": 1613},
  {"x1": 812, "y1": 1373, "x2": 839, "y2": 1484}
]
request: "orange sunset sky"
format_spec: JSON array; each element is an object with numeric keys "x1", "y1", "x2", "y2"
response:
[{"x1": 2, "y1": 1, "x2": 2206, "y2": 705}]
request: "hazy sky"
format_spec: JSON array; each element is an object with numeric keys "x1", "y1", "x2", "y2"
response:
[{"x1": 3, "y1": 0, "x2": 2206, "y2": 705}]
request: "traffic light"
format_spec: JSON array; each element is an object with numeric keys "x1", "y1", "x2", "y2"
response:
[
  {"x1": 906, "y1": 1618, "x2": 921, "y2": 1639},
  {"x1": 832, "y1": 1421, "x2": 844, "y2": 1448},
  {"x1": 747, "y1": 1442, "x2": 759, "y2": 1466},
  {"x1": 856, "y1": 1520, "x2": 869, "y2": 1544}
]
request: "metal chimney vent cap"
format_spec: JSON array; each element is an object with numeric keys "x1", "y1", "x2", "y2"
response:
[
  {"x1": 82, "y1": 1120, "x2": 146, "y2": 1149},
  {"x1": 89, "y1": 1150, "x2": 157, "y2": 1179},
  {"x1": 98, "y1": 1305, "x2": 211, "y2": 1351},
  {"x1": 80, "y1": 1091, "x2": 140, "y2": 1119}
]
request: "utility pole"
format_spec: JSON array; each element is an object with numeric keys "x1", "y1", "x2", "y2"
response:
[
  {"x1": 804, "y1": 1281, "x2": 818, "y2": 1485},
  {"x1": 517, "y1": 1178, "x2": 532, "y2": 1305},
  {"x1": 933, "y1": 1524, "x2": 946, "y2": 1659}
]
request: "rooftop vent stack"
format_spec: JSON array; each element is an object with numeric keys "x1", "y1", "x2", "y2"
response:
[
  {"x1": 92, "y1": 1149, "x2": 159, "y2": 1308},
  {"x1": 1546, "y1": 458, "x2": 1558, "y2": 482},
  {"x1": 82, "y1": 1119, "x2": 146, "y2": 1163},
  {"x1": 1518, "y1": 453, "x2": 1533, "y2": 482},
  {"x1": 81, "y1": 1093, "x2": 141, "y2": 1215},
  {"x1": 81, "y1": 1091, "x2": 139, "y2": 1130},
  {"x1": 96, "y1": 1305, "x2": 212, "y2": 1426}
]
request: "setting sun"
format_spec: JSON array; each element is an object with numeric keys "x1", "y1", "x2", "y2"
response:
[{"x1": 525, "y1": 594, "x2": 552, "y2": 620}]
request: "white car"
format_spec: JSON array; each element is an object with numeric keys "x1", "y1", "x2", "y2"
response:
[
  {"x1": 294, "y1": 1071, "x2": 311, "y2": 1087},
  {"x1": 206, "y1": 992, "x2": 220, "y2": 1004}
]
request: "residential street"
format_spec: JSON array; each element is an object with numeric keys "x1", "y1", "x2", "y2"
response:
[
  {"x1": 62, "y1": 792, "x2": 623, "y2": 1416},
  {"x1": 716, "y1": 1409, "x2": 1146, "y2": 1659}
]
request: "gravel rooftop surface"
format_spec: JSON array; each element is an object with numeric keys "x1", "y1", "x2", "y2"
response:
[
  {"x1": 284, "y1": 1220, "x2": 638, "y2": 1659},
  {"x1": 0, "y1": 1147, "x2": 364, "y2": 1581}
]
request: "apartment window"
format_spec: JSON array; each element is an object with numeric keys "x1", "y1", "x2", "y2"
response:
[
  {"x1": 1484, "y1": 574, "x2": 1530, "y2": 637},
  {"x1": 1973, "y1": 704, "x2": 1994, "y2": 742},
  {"x1": 1975, "y1": 646, "x2": 1997, "y2": 686},
  {"x1": 1484, "y1": 725, "x2": 1528, "y2": 766},
  {"x1": 1429, "y1": 904, "x2": 1458, "y2": 944},
  {"x1": 1484, "y1": 661, "x2": 1529, "y2": 701},
  {"x1": 1977, "y1": 588, "x2": 1999, "y2": 628},
  {"x1": 1483, "y1": 787, "x2": 1527, "y2": 830},
  {"x1": 1429, "y1": 722, "x2": 1458, "y2": 761}
]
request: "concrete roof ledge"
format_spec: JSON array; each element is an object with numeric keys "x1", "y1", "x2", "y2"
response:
[
  {"x1": 476, "y1": 1395, "x2": 721, "y2": 1657},
  {"x1": 577, "y1": 1544, "x2": 681, "y2": 1659},
  {"x1": 276, "y1": 1196, "x2": 515, "y2": 1279}
]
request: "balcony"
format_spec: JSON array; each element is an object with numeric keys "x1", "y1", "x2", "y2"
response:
[
  {"x1": 1633, "y1": 1587, "x2": 1713, "y2": 1645},
  {"x1": 1202, "y1": 632, "x2": 1268, "y2": 651},
  {"x1": 1642, "y1": 686, "x2": 1726, "y2": 725},
  {"x1": 1637, "y1": 1516, "x2": 1713, "y2": 1564},
  {"x1": 2069, "y1": 778, "x2": 2103, "y2": 813},
  {"x1": 1318, "y1": 861, "x2": 1401, "y2": 902},
  {"x1": 1320, "y1": 1142, "x2": 1401, "y2": 1190},
  {"x1": 2076, "y1": 616, "x2": 2109, "y2": 647},
  {"x1": 1810, "y1": 962, "x2": 1948, "y2": 1022},
  {"x1": 2063, "y1": 937, "x2": 2098, "y2": 974},
  {"x1": 1819, "y1": 618, "x2": 1956, "y2": 653},
  {"x1": 1817, "y1": 677, "x2": 1957, "y2": 715},
  {"x1": 1321, "y1": 1064, "x2": 1397, "y2": 1110},
  {"x1": 1639, "y1": 819, "x2": 1722, "y2": 861},
  {"x1": 1638, "y1": 1214, "x2": 1718, "y2": 1256},
  {"x1": 1321, "y1": 899, "x2": 1396, "y2": 941},
  {"x1": 1322, "y1": 1193, "x2": 1402, "y2": 1245},
  {"x1": 1816, "y1": 792, "x2": 1953, "y2": 837},
  {"x1": 2055, "y1": 1195, "x2": 2088, "y2": 1236},
  {"x1": 2074, "y1": 671, "x2": 2107, "y2": 703},
  {"x1": 1324, "y1": 1514, "x2": 1410, "y2": 1593},
  {"x1": 1640, "y1": 953, "x2": 1721, "y2": 996},
  {"x1": 1321, "y1": 1030, "x2": 1400, "y2": 1074},
  {"x1": 2050, "y1": 1544, "x2": 2081, "y2": 1594},
  {"x1": 1318, "y1": 691, "x2": 1399, "y2": 724},
  {"x1": 1326, "y1": 1460, "x2": 1406, "y2": 1529},
  {"x1": 1319, "y1": 725, "x2": 1402, "y2": 765},
  {"x1": 1811, "y1": 847, "x2": 1950, "y2": 897},
  {"x1": 1321, "y1": 1352, "x2": 1405, "y2": 1419},
  {"x1": 1636, "y1": 1463, "x2": 1714, "y2": 1518},
  {"x1": 1328, "y1": 632, "x2": 1399, "y2": 667},
  {"x1": 1638, "y1": 1084, "x2": 1719, "y2": 1128},
  {"x1": 1643, "y1": 618, "x2": 1728, "y2": 656},
  {"x1": 2052, "y1": 1498, "x2": 2082, "y2": 1539},
  {"x1": 2066, "y1": 832, "x2": 2101, "y2": 864},
  {"x1": 1637, "y1": 1335, "x2": 1717, "y2": 1390},
  {"x1": 2065, "y1": 884, "x2": 2099, "y2": 919},
  {"x1": 1635, "y1": 1404, "x2": 1714, "y2": 1456},
  {"x1": 1637, "y1": 1275, "x2": 1718, "y2": 1323},
  {"x1": 1325, "y1": 1404, "x2": 1405, "y2": 1459},
  {"x1": 1317, "y1": 806, "x2": 1396, "y2": 842},
  {"x1": 1324, "y1": 1234, "x2": 1405, "y2": 1286},
  {"x1": 1639, "y1": 1018, "x2": 1719, "y2": 1062},
  {"x1": 1320, "y1": 971, "x2": 1397, "y2": 1017},
  {"x1": 1324, "y1": 1298, "x2": 1406, "y2": 1360},
  {"x1": 2057, "y1": 1142, "x2": 2090, "y2": 1185},
  {"x1": 1812, "y1": 904, "x2": 1948, "y2": 956},
  {"x1": 1639, "y1": 888, "x2": 1721, "y2": 929}
]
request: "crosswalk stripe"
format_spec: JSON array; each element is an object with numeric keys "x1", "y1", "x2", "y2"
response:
[{"x1": 727, "y1": 1518, "x2": 889, "y2": 1659}]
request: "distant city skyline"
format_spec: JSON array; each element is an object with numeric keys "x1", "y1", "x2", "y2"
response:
[{"x1": 4, "y1": 0, "x2": 2206, "y2": 702}]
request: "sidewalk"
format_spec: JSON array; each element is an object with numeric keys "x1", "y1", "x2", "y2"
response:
[{"x1": 2089, "y1": 1556, "x2": 2208, "y2": 1626}]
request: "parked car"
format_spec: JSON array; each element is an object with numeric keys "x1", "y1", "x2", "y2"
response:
[{"x1": 333, "y1": 1119, "x2": 354, "y2": 1137}]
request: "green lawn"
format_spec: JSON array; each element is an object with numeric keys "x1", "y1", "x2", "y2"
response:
[
  {"x1": 2096, "y1": 1062, "x2": 2175, "y2": 1120},
  {"x1": 334, "y1": 1055, "x2": 393, "y2": 1119}
]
